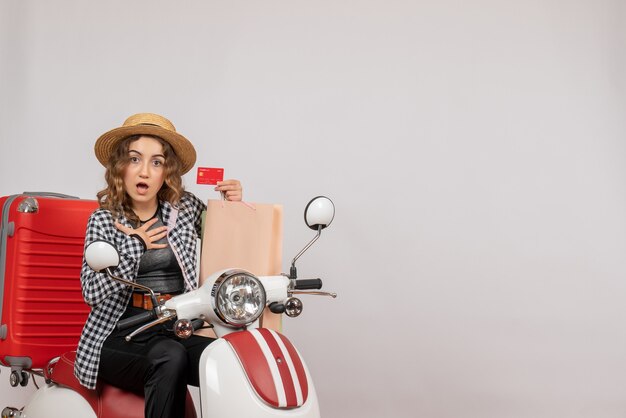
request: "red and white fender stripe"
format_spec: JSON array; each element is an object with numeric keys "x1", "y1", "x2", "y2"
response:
[
  {"x1": 224, "y1": 328, "x2": 308, "y2": 408},
  {"x1": 272, "y1": 330, "x2": 304, "y2": 406}
]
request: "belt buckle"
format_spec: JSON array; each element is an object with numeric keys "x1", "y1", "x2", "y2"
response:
[{"x1": 155, "y1": 293, "x2": 172, "y2": 307}]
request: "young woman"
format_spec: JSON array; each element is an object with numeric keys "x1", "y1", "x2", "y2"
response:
[{"x1": 74, "y1": 113, "x2": 242, "y2": 418}]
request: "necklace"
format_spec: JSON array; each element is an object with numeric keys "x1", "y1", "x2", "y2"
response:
[{"x1": 138, "y1": 204, "x2": 160, "y2": 224}]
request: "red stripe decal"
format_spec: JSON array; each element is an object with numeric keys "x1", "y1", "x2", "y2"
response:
[
  {"x1": 277, "y1": 332, "x2": 309, "y2": 403},
  {"x1": 224, "y1": 331, "x2": 279, "y2": 407},
  {"x1": 257, "y1": 328, "x2": 298, "y2": 407}
]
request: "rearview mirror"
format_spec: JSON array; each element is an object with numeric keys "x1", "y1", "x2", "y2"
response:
[
  {"x1": 290, "y1": 196, "x2": 335, "y2": 279},
  {"x1": 84, "y1": 240, "x2": 120, "y2": 272},
  {"x1": 304, "y1": 196, "x2": 335, "y2": 230}
]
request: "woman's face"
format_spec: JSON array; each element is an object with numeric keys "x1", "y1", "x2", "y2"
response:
[{"x1": 123, "y1": 135, "x2": 166, "y2": 208}]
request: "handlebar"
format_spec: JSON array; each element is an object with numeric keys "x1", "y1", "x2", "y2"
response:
[
  {"x1": 117, "y1": 310, "x2": 157, "y2": 331},
  {"x1": 293, "y1": 278, "x2": 323, "y2": 290},
  {"x1": 116, "y1": 278, "x2": 330, "y2": 334}
]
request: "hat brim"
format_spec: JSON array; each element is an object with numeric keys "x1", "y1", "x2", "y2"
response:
[{"x1": 94, "y1": 125, "x2": 196, "y2": 175}]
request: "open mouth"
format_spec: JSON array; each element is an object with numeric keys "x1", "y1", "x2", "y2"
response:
[{"x1": 136, "y1": 182, "x2": 149, "y2": 195}]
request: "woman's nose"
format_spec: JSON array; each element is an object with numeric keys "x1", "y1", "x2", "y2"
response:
[{"x1": 139, "y1": 162, "x2": 150, "y2": 177}]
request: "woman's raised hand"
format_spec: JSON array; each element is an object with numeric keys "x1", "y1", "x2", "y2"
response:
[
  {"x1": 215, "y1": 179, "x2": 243, "y2": 201},
  {"x1": 115, "y1": 218, "x2": 168, "y2": 250}
]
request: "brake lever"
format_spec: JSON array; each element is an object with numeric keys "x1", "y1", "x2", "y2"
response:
[
  {"x1": 124, "y1": 309, "x2": 175, "y2": 342},
  {"x1": 290, "y1": 290, "x2": 337, "y2": 298}
]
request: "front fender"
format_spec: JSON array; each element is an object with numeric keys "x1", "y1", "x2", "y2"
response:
[{"x1": 199, "y1": 331, "x2": 320, "y2": 418}]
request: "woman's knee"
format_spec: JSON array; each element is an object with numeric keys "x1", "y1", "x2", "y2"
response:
[{"x1": 146, "y1": 339, "x2": 188, "y2": 381}]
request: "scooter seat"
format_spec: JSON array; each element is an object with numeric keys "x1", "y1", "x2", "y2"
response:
[{"x1": 47, "y1": 351, "x2": 197, "y2": 418}]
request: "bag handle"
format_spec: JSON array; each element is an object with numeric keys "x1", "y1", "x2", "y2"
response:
[
  {"x1": 218, "y1": 199, "x2": 256, "y2": 211},
  {"x1": 217, "y1": 189, "x2": 255, "y2": 210}
]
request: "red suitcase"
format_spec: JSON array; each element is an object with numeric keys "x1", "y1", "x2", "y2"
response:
[{"x1": 0, "y1": 193, "x2": 98, "y2": 379}]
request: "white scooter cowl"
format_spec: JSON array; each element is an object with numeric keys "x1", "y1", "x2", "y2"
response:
[
  {"x1": 165, "y1": 271, "x2": 289, "y2": 329},
  {"x1": 199, "y1": 338, "x2": 320, "y2": 418},
  {"x1": 22, "y1": 383, "x2": 96, "y2": 418}
]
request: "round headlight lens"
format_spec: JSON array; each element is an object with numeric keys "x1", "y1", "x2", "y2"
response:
[{"x1": 215, "y1": 271, "x2": 266, "y2": 326}]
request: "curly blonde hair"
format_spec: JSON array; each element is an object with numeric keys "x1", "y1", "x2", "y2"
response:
[{"x1": 97, "y1": 135, "x2": 185, "y2": 224}]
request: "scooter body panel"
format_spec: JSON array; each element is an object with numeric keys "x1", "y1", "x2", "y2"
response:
[
  {"x1": 199, "y1": 337, "x2": 320, "y2": 418},
  {"x1": 22, "y1": 383, "x2": 95, "y2": 418}
]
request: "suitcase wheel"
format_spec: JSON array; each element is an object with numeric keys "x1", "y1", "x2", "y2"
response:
[{"x1": 9, "y1": 371, "x2": 28, "y2": 388}]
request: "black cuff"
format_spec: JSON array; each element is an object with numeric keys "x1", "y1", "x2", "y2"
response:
[{"x1": 129, "y1": 233, "x2": 147, "y2": 251}]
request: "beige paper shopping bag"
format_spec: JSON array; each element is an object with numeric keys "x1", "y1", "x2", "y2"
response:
[{"x1": 199, "y1": 200, "x2": 283, "y2": 332}]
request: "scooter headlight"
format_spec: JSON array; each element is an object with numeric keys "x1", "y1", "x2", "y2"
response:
[{"x1": 213, "y1": 270, "x2": 266, "y2": 327}]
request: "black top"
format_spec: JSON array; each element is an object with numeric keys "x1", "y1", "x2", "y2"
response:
[{"x1": 135, "y1": 209, "x2": 184, "y2": 294}]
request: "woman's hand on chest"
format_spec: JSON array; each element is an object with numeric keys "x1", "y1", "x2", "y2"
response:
[{"x1": 115, "y1": 218, "x2": 169, "y2": 250}]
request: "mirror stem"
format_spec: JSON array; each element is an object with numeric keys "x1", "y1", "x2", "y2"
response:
[
  {"x1": 290, "y1": 225, "x2": 323, "y2": 279},
  {"x1": 105, "y1": 267, "x2": 159, "y2": 308}
]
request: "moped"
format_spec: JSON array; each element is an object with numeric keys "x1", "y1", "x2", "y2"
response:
[{"x1": 2, "y1": 196, "x2": 336, "y2": 418}]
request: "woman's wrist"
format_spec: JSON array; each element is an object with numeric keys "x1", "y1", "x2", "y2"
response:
[{"x1": 129, "y1": 233, "x2": 147, "y2": 251}]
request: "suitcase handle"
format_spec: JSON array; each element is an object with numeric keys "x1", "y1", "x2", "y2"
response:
[{"x1": 22, "y1": 192, "x2": 79, "y2": 199}]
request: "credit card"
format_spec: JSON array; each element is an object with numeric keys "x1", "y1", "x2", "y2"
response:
[{"x1": 197, "y1": 167, "x2": 224, "y2": 185}]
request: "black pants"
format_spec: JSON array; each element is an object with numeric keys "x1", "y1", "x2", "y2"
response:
[{"x1": 99, "y1": 306, "x2": 215, "y2": 418}]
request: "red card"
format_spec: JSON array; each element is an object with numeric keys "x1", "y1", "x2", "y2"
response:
[{"x1": 197, "y1": 167, "x2": 224, "y2": 185}]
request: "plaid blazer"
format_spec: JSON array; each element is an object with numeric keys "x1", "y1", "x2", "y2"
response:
[{"x1": 74, "y1": 192, "x2": 206, "y2": 389}]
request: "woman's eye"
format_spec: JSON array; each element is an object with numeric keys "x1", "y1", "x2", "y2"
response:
[
  {"x1": 129, "y1": 156, "x2": 140, "y2": 163},
  {"x1": 153, "y1": 160, "x2": 164, "y2": 167}
]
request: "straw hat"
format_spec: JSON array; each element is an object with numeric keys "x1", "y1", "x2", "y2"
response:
[{"x1": 94, "y1": 113, "x2": 197, "y2": 174}]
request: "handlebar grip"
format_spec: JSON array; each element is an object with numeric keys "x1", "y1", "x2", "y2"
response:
[
  {"x1": 294, "y1": 279, "x2": 323, "y2": 290},
  {"x1": 269, "y1": 302, "x2": 286, "y2": 314},
  {"x1": 191, "y1": 318, "x2": 206, "y2": 331},
  {"x1": 117, "y1": 310, "x2": 156, "y2": 331}
]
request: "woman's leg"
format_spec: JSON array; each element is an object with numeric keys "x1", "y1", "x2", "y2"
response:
[
  {"x1": 180, "y1": 334, "x2": 216, "y2": 387},
  {"x1": 99, "y1": 333, "x2": 189, "y2": 418},
  {"x1": 144, "y1": 338, "x2": 189, "y2": 418}
]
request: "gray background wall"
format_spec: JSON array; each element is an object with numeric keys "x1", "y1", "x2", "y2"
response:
[{"x1": 1, "y1": 1, "x2": 626, "y2": 417}]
